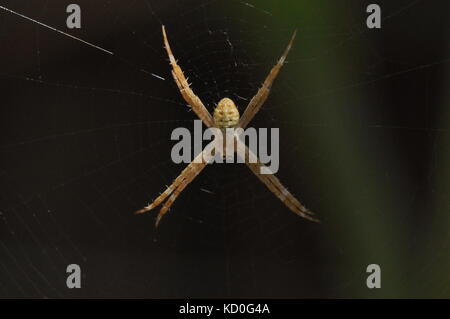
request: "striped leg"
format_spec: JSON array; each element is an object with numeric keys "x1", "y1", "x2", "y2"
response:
[
  {"x1": 154, "y1": 165, "x2": 202, "y2": 227},
  {"x1": 136, "y1": 141, "x2": 220, "y2": 226},
  {"x1": 239, "y1": 30, "x2": 297, "y2": 129},
  {"x1": 136, "y1": 150, "x2": 208, "y2": 225},
  {"x1": 235, "y1": 138, "x2": 318, "y2": 222},
  {"x1": 162, "y1": 25, "x2": 214, "y2": 128}
]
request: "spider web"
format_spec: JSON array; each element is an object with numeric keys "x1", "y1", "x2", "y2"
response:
[{"x1": 0, "y1": 0, "x2": 449, "y2": 298}]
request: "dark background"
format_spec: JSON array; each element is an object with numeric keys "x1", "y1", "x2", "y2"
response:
[{"x1": 0, "y1": 0, "x2": 449, "y2": 298}]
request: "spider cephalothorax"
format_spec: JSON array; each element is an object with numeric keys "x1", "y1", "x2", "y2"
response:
[
  {"x1": 213, "y1": 98, "x2": 240, "y2": 128},
  {"x1": 136, "y1": 26, "x2": 318, "y2": 227}
]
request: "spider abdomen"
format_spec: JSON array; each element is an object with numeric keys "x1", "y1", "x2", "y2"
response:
[{"x1": 213, "y1": 97, "x2": 240, "y2": 128}]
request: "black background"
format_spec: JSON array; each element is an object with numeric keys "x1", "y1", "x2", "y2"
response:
[{"x1": 0, "y1": 0, "x2": 449, "y2": 298}]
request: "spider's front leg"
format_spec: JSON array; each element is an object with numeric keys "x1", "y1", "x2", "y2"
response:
[
  {"x1": 162, "y1": 25, "x2": 214, "y2": 128},
  {"x1": 239, "y1": 30, "x2": 297, "y2": 129}
]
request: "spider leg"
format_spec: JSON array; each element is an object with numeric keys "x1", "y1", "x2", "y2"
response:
[
  {"x1": 136, "y1": 143, "x2": 219, "y2": 226},
  {"x1": 162, "y1": 25, "x2": 214, "y2": 127},
  {"x1": 135, "y1": 150, "x2": 206, "y2": 213},
  {"x1": 155, "y1": 167, "x2": 201, "y2": 227},
  {"x1": 239, "y1": 30, "x2": 297, "y2": 129},
  {"x1": 235, "y1": 138, "x2": 318, "y2": 223}
]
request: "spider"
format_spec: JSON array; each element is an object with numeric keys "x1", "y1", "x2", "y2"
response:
[{"x1": 136, "y1": 25, "x2": 319, "y2": 227}]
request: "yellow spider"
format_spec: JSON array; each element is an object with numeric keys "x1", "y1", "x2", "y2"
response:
[{"x1": 136, "y1": 26, "x2": 318, "y2": 227}]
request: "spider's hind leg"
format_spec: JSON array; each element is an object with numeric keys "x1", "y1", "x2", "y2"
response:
[
  {"x1": 135, "y1": 184, "x2": 176, "y2": 215},
  {"x1": 135, "y1": 150, "x2": 210, "y2": 227},
  {"x1": 154, "y1": 178, "x2": 190, "y2": 227},
  {"x1": 152, "y1": 161, "x2": 207, "y2": 227}
]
